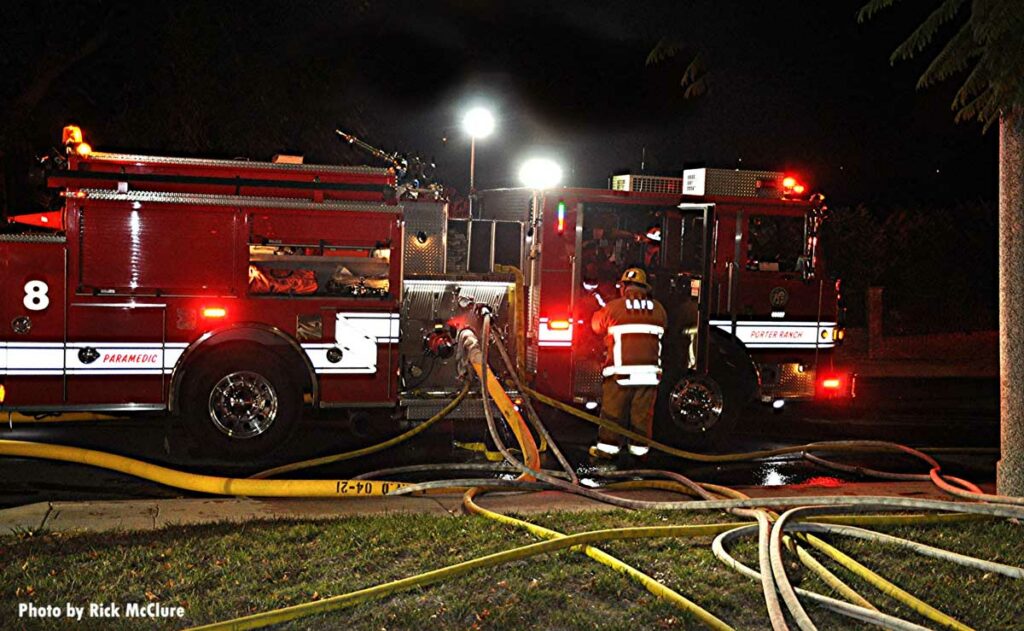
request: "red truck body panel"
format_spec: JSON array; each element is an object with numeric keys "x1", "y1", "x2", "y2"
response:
[{"x1": 1, "y1": 147, "x2": 402, "y2": 412}]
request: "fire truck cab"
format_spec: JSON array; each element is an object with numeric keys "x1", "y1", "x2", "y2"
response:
[{"x1": 479, "y1": 167, "x2": 849, "y2": 446}]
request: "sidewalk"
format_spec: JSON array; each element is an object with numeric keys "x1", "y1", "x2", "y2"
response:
[
  {"x1": 833, "y1": 327, "x2": 997, "y2": 378},
  {"x1": 0, "y1": 480, "x2": 992, "y2": 534},
  {"x1": 842, "y1": 358, "x2": 996, "y2": 378}
]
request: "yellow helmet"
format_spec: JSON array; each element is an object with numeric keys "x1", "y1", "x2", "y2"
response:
[{"x1": 619, "y1": 267, "x2": 650, "y2": 289}]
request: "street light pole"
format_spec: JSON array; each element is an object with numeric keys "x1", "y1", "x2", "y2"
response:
[
  {"x1": 462, "y1": 107, "x2": 495, "y2": 219},
  {"x1": 469, "y1": 136, "x2": 477, "y2": 216}
]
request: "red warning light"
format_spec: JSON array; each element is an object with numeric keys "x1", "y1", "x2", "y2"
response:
[
  {"x1": 202, "y1": 307, "x2": 227, "y2": 318},
  {"x1": 782, "y1": 176, "x2": 796, "y2": 189},
  {"x1": 548, "y1": 319, "x2": 571, "y2": 330},
  {"x1": 817, "y1": 372, "x2": 855, "y2": 399}
]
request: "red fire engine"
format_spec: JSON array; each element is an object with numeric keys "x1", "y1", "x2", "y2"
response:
[
  {"x1": 0, "y1": 127, "x2": 848, "y2": 457},
  {"x1": 478, "y1": 168, "x2": 851, "y2": 446}
]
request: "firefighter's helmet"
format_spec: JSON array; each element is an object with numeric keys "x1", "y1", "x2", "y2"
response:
[{"x1": 619, "y1": 267, "x2": 650, "y2": 290}]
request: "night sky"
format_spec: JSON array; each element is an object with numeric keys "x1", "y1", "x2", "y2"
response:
[{"x1": 1, "y1": 0, "x2": 998, "y2": 209}]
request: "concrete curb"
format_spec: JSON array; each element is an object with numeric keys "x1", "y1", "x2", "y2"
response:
[
  {"x1": 846, "y1": 359, "x2": 996, "y2": 378},
  {"x1": 0, "y1": 481, "x2": 988, "y2": 535}
]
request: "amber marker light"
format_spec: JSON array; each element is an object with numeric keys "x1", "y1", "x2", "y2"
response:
[
  {"x1": 62, "y1": 125, "x2": 83, "y2": 145},
  {"x1": 821, "y1": 377, "x2": 842, "y2": 390}
]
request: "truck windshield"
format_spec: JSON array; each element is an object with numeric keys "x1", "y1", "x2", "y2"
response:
[
  {"x1": 747, "y1": 214, "x2": 805, "y2": 273},
  {"x1": 580, "y1": 203, "x2": 665, "y2": 290}
]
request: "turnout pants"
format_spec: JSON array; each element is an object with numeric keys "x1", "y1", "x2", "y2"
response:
[{"x1": 598, "y1": 378, "x2": 657, "y2": 450}]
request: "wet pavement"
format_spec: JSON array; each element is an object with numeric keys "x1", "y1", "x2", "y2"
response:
[{"x1": 0, "y1": 377, "x2": 1000, "y2": 509}]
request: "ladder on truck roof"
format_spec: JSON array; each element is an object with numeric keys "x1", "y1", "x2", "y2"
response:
[{"x1": 47, "y1": 151, "x2": 396, "y2": 205}]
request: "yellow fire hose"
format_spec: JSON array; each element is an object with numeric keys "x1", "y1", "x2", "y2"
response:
[
  {"x1": 462, "y1": 485, "x2": 736, "y2": 631},
  {"x1": 527, "y1": 385, "x2": 924, "y2": 463},
  {"x1": 452, "y1": 440, "x2": 508, "y2": 461},
  {"x1": 189, "y1": 478, "x2": 1002, "y2": 630},
  {"x1": 712, "y1": 485, "x2": 880, "y2": 618},
  {"x1": 461, "y1": 324, "x2": 542, "y2": 480},
  {"x1": 460, "y1": 317, "x2": 740, "y2": 629},
  {"x1": 712, "y1": 478, "x2": 974, "y2": 631},
  {"x1": 18, "y1": 404, "x2": 978, "y2": 624},
  {"x1": 4, "y1": 412, "x2": 127, "y2": 424},
  {"x1": 524, "y1": 385, "x2": 1013, "y2": 503},
  {"x1": 250, "y1": 382, "x2": 472, "y2": 479},
  {"x1": 0, "y1": 439, "x2": 408, "y2": 497},
  {"x1": 801, "y1": 530, "x2": 972, "y2": 630},
  {"x1": 185, "y1": 521, "x2": 752, "y2": 631},
  {"x1": 468, "y1": 325, "x2": 1013, "y2": 629}
]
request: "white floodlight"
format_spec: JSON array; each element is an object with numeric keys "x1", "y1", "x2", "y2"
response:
[
  {"x1": 518, "y1": 157, "x2": 563, "y2": 189},
  {"x1": 462, "y1": 107, "x2": 495, "y2": 139}
]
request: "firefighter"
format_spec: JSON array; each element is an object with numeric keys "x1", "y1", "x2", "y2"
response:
[
  {"x1": 642, "y1": 224, "x2": 661, "y2": 269},
  {"x1": 589, "y1": 267, "x2": 668, "y2": 463}
]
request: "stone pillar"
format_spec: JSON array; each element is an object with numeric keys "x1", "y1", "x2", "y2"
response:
[
  {"x1": 867, "y1": 287, "x2": 884, "y2": 360},
  {"x1": 998, "y1": 109, "x2": 1024, "y2": 496}
]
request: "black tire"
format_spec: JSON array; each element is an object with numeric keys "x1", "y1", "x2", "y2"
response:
[
  {"x1": 655, "y1": 329, "x2": 757, "y2": 450},
  {"x1": 181, "y1": 345, "x2": 302, "y2": 461}
]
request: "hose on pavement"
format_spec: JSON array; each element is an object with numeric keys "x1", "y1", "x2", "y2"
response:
[{"x1": 249, "y1": 381, "x2": 471, "y2": 479}]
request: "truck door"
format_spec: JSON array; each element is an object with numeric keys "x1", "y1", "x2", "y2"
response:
[
  {"x1": 569, "y1": 201, "x2": 715, "y2": 404},
  {"x1": 0, "y1": 235, "x2": 67, "y2": 409},
  {"x1": 64, "y1": 198, "x2": 182, "y2": 407},
  {"x1": 665, "y1": 203, "x2": 761, "y2": 445},
  {"x1": 672, "y1": 203, "x2": 716, "y2": 376},
  {"x1": 65, "y1": 303, "x2": 167, "y2": 406}
]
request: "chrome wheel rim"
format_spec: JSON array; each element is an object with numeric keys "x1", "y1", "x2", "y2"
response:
[
  {"x1": 668, "y1": 376, "x2": 725, "y2": 432},
  {"x1": 208, "y1": 371, "x2": 278, "y2": 439}
]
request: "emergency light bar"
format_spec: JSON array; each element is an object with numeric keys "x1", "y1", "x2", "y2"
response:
[{"x1": 781, "y1": 176, "x2": 806, "y2": 196}]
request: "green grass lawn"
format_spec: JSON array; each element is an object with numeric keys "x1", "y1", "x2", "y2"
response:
[{"x1": 1, "y1": 509, "x2": 1022, "y2": 629}]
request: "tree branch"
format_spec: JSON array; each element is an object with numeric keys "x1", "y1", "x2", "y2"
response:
[{"x1": 11, "y1": 29, "x2": 110, "y2": 113}]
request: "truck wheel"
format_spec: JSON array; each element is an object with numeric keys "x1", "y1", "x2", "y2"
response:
[
  {"x1": 656, "y1": 329, "x2": 756, "y2": 450},
  {"x1": 181, "y1": 347, "x2": 301, "y2": 460},
  {"x1": 663, "y1": 374, "x2": 738, "y2": 449}
]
